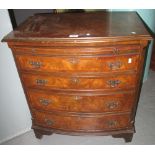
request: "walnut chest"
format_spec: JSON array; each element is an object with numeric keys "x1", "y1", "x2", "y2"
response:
[{"x1": 3, "y1": 12, "x2": 152, "y2": 142}]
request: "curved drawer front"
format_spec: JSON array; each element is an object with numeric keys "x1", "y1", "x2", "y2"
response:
[
  {"x1": 33, "y1": 111, "x2": 131, "y2": 131},
  {"x1": 13, "y1": 45, "x2": 140, "y2": 56},
  {"x1": 22, "y1": 73, "x2": 137, "y2": 90},
  {"x1": 28, "y1": 90, "x2": 135, "y2": 113},
  {"x1": 16, "y1": 54, "x2": 140, "y2": 73}
]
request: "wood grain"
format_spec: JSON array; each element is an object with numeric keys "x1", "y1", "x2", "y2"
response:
[
  {"x1": 21, "y1": 73, "x2": 137, "y2": 90},
  {"x1": 12, "y1": 45, "x2": 140, "y2": 55},
  {"x1": 16, "y1": 53, "x2": 140, "y2": 73},
  {"x1": 33, "y1": 110, "x2": 132, "y2": 131},
  {"x1": 2, "y1": 12, "x2": 152, "y2": 141},
  {"x1": 3, "y1": 12, "x2": 152, "y2": 42},
  {"x1": 28, "y1": 89, "x2": 135, "y2": 113}
]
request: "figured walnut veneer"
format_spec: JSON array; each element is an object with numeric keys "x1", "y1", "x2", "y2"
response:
[{"x1": 2, "y1": 12, "x2": 152, "y2": 142}]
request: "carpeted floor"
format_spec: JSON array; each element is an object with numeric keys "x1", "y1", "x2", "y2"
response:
[{"x1": 2, "y1": 70, "x2": 155, "y2": 145}]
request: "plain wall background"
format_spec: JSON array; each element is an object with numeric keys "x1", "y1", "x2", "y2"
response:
[
  {"x1": 0, "y1": 9, "x2": 154, "y2": 143},
  {"x1": 0, "y1": 9, "x2": 31, "y2": 143},
  {"x1": 136, "y1": 10, "x2": 155, "y2": 80}
]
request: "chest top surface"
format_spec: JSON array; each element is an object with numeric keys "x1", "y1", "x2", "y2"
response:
[{"x1": 3, "y1": 12, "x2": 152, "y2": 42}]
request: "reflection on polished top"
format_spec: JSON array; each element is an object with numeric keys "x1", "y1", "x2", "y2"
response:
[{"x1": 3, "y1": 12, "x2": 151, "y2": 41}]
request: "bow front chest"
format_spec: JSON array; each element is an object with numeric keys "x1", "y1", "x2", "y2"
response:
[{"x1": 3, "y1": 12, "x2": 152, "y2": 142}]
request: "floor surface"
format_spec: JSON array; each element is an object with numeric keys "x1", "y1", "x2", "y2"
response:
[{"x1": 2, "y1": 70, "x2": 155, "y2": 145}]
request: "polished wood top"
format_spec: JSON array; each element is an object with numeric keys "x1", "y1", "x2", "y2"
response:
[{"x1": 3, "y1": 12, "x2": 152, "y2": 42}]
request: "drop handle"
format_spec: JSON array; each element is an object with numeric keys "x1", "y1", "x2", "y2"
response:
[
  {"x1": 36, "y1": 79, "x2": 47, "y2": 85},
  {"x1": 108, "y1": 61, "x2": 122, "y2": 70},
  {"x1": 29, "y1": 61, "x2": 42, "y2": 68},
  {"x1": 107, "y1": 80, "x2": 121, "y2": 88},
  {"x1": 106, "y1": 101, "x2": 119, "y2": 109},
  {"x1": 106, "y1": 120, "x2": 118, "y2": 127},
  {"x1": 39, "y1": 98, "x2": 52, "y2": 105},
  {"x1": 44, "y1": 118, "x2": 54, "y2": 126}
]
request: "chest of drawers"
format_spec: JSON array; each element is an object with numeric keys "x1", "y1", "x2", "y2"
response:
[{"x1": 3, "y1": 12, "x2": 152, "y2": 142}]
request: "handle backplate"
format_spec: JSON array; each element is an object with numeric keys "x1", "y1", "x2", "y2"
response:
[
  {"x1": 106, "y1": 120, "x2": 118, "y2": 127},
  {"x1": 106, "y1": 101, "x2": 119, "y2": 109},
  {"x1": 39, "y1": 98, "x2": 52, "y2": 105},
  {"x1": 107, "y1": 80, "x2": 121, "y2": 88},
  {"x1": 108, "y1": 61, "x2": 122, "y2": 70},
  {"x1": 29, "y1": 61, "x2": 42, "y2": 68},
  {"x1": 36, "y1": 79, "x2": 47, "y2": 85},
  {"x1": 44, "y1": 118, "x2": 54, "y2": 126}
]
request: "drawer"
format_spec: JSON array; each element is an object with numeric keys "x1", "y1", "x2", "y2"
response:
[
  {"x1": 16, "y1": 54, "x2": 140, "y2": 73},
  {"x1": 33, "y1": 111, "x2": 131, "y2": 131},
  {"x1": 28, "y1": 90, "x2": 135, "y2": 113},
  {"x1": 22, "y1": 73, "x2": 137, "y2": 90},
  {"x1": 12, "y1": 45, "x2": 140, "y2": 56}
]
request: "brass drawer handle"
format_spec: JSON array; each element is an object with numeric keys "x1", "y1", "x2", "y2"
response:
[
  {"x1": 39, "y1": 98, "x2": 52, "y2": 105},
  {"x1": 45, "y1": 118, "x2": 54, "y2": 126},
  {"x1": 106, "y1": 120, "x2": 117, "y2": 127},
  {"x1": 36, "y1": 79, "x2": 47, "y2": 85},
  {"x1": 68, "y1": 58, "x2": 79, "y2": 64},
  {"x1": 29, "y1": 61, "x2": 42, "y2": 68},
  {"x1": 107, "y1": 80, "x2": 121, "y2": 88},
  {"x1": 70, "y1": 77, "x2": 80, "y2": 84},
  {"x1": 106, "y1": 101, "x2": 119, "y2": 109},
  {"x1": 108, "y1": 61, "x2": 122, "y2": 70}
]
